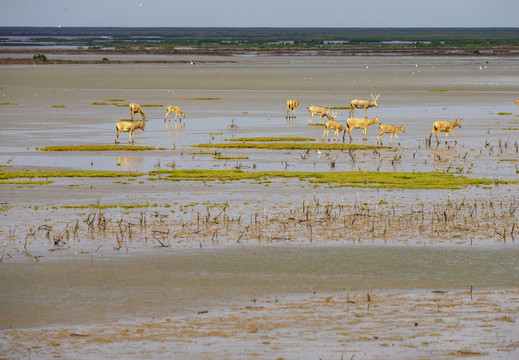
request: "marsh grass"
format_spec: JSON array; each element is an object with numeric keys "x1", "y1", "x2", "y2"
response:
[
  {"x1": 214, "y1": 156, "x2": 249, "y2": 160},
  {"x1": 105, "y1": 99, "x2": 127, "y2": 102},
  {"x1": 90, "y1": 102, "x2": 109, "y2": 105},
  {"x1": 429, "y1": 89, "x2": 449, "y2": 92},
  {"x1": 183, "y1": 97, "x2": 221, "y2": 101},
  {"x1": 226, "y1": 137, "x2": 314, "y2": 142},
  {"x1": 38, "y1": 145, "x2": 157, "y2": 151},
  {"x1": 500, "y1": 127, "x2": 519, "y2": 131},
  {"x1": 147, "y1": 169, "x2": 502, "y2": 189},
  {"x1": 0, "y1": 180, "x2": 53, "y2": 185},
  {"x1": 498, "y1": 112, "x2": 513, "y2": 116},
  {"x1": 52, "y1": 105, "x2": 66, "y2": 108},
  {"x1": 0, "y1": 170, "x2": 144, "y2": 180},
  {"x1": 0, "y1": 102, "x2": 19, "y2": 105},
  {"x1": 140, "y1": 104, "x2": 164, "y2": 107},
  {"x1": 195, "y1": 142, "x2": 386, "y2": 151}
]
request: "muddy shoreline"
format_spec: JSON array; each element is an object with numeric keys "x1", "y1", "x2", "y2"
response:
[
  {"x1": 1, "y1": 54, "x2": 518, "y2": 359},
  {"x1": 1, "y1": 45, "x2": 519, "y2": 65}
]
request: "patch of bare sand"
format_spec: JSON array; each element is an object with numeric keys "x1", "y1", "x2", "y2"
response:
[{"x1": 1, "y1": 289, "x2": 518, "y2": 359}]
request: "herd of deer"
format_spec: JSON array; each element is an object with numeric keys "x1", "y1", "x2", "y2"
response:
[
  {"x1": 288, "y1": 94, "x2": 466, "y2": 146},
  {"x1": 115, "y1": 98, "x2": 519, "y2": 145}
]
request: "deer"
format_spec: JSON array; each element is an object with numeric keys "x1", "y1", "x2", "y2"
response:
[
  {"x1": 129, "y1": 102, "x2": 146, "y2": 121},
  {"x1": 349, "y1": 94, "x2": 379, "y2": 118},
  {"x1": 515, "y1": 99, "x2": 519, "y2": 106},
  {"x1": 115, "y1": 121, "x2": 145, "y2": 144},
  {"x1": 344, "y1": 116, "x2": 381, "y2": 141},
  {"x1": 429, "y1": 119, "x2": 461, "y2": 144},
  {"x1": 321, "y1": 110, "x2": 343, "y2": 140},
  {"x1": 164, "y1": 106, "x2": 186, "y2": 123},
  {"x1": 308, "y1": 105, "x2": 335, "y2": 124},
  {"x1": 377, "y1": 125, "x2": 405, "y2": 146},
  {"x1": 286, "y1": 99, "x2": 299, "y2": 119}
]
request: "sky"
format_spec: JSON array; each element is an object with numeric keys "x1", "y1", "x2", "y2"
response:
[{"x1": 0, "y1": 0, "x2": 518, "y2": 28}]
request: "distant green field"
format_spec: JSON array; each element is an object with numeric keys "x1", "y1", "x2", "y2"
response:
[{"x1": 2, "y1": 27, "x2": 519, "y2": 48}]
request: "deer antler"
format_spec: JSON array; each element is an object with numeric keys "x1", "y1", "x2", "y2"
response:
[{"x1": 329, "y1": 110, "x2": 342, "y2": 119}]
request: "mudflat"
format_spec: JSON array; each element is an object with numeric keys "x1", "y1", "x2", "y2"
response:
[{"x1": 1, "y1": 53, "x2": 518, "y2": 359}]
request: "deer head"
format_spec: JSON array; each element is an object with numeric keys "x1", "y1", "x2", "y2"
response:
[{"x1": 370, "y1": 94, "x2": 380, "y2": 107}]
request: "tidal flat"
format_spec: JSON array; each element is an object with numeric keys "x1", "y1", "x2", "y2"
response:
[{"x1": 0, "y1": 53, "x2": 518, "y2": 359}]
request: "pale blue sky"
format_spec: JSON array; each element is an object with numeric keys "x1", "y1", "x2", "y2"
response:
[{"x1": 1, "y1": 0, "x2": 518, "y2": 28}]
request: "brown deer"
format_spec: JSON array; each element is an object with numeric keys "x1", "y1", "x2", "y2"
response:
[
  {"x1": 349, "y1": 94, "x2": 379, "y2": 118},
  {"x1": 115, "y1": 121, "x2": 145, "y2": 144},
  {"x1": 344, "y1": 116, "x2": 381, "y2": 141},
  {"x1": 308, "y1": 105, "x2": 334, "y2": 124},
  {"x1": 321, "y1": 110, "x2": 343, "y2": 140},
  {"x1": 129, "y1": 103, "x2": 146, "y2": 121},
  {"x1": 164, "y1": 106, "x2": 186, "y2": 123},
  {"x1": 429, "y1": 119, "x2": 461, "y2": 144},
  {"x1": 286, "y1": 99, "x2": 299, "y2": 119},
  {"x1": 377, "y1": 125, "x2": 405, "y2": 146}
]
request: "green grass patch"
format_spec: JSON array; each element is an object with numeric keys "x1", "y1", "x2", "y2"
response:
[
  {"x1": 0, "y1": 170, "x2": 144, "y2": 181},
  {"x1": 213, "y1": 156, "x2": 249, "y2": 160},
  {"x1": 429, "y1": 89, "x2": 449, "y2": 92},
  {"x1": 38, "y1": 145, "x2": 157, "y2": 151},
  {"x1": 0, "y1": 180, "x2": 53, "y2": 185},
  {"x1": 52, "y1": 105, "x2": 66, "y2": 108},
  {"x1": 226, "y1": 137, "x2": 315, "y2": 142},
  {"x1": 0, "y1": 102, "x2": 19, "y2": 105},
  {"x1": 61, "y1": 203, "x2": 153, "y2": 209},
  {"x1": 329, "y1": 106, "x2": 351, "y2": 109},
  {"x1": 498, "y1": 112, "x2": 513, "y2": 116},
  {"x1": 147, "y1": 169, "x2": 506, "y2": 189},
  {"x1": 140, "y1": 104, "x2": 164, "y2": 107},
  {"x1": 105, "y1": 99, "x2": 127, "y2": 102},
  {"x1": 499, "y1": 158, "x2": 518, "y2": 162},
  {"x1": 183, "y1": 97, "x2": 221, "y2": 101},
  {"x1": 194, "y1": 142, "x2": 386, "y2": 151},
  {"x1": 500, "y1": 127, "x2": 519, "y2": 131},
  {"x1": 91, "y1": 102, "x2": 109, "y2": 105}
]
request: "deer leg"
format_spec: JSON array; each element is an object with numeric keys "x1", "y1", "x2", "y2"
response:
[
  {"x1": 450, "y1": 130, "x2": 457, "y2": 143},
  {"x1": 115, "y1": 130, "x2": 121, "y2": 144},
  {"x1": 395, "y1": 133, "x2": 399, "y2": 145},
  {"x1": 364, "y1": 108, "x2": 368, "y2": 118}
]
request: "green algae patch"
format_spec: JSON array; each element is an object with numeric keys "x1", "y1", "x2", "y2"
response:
[
  {"x1": 0, "y1": 170, "x2": 144, "y2": 180},
  {"x1": 195, "y1": 142, "x2": 385, "y2": 151},
  {"x1": 214, "y1": 156, "x2": 249, "y2": 160},
  {"x1": 0, "y1": 180, "x2": 53, "y2": 185},
  {"x1": 147, "y1": 169, "x2": 503, "y2": 189},
  {"x1": 38, "y1": 145, "x2": 157, "y2": 151},
  {"x1": 226, "y1": 137, "x2": 315, "y2": 142}
]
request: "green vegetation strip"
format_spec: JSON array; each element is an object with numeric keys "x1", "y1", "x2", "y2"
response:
[
  {"x1": 195, "y1": 142, "x2": 386, "y2": 150},
  {"x1": 0, "y1": 171, "x2": 143, "y2": 180},
  {"x1": 226, "y1": 137, "x2": 315, "y2": 142},
  {"x1": 39, "y1": 145, "x2": 157, "y2": 151},
  {"x1": 148, "y1": 169, "x2": 503, "y2": 189}
]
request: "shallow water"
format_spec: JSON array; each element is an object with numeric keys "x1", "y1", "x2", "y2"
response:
[
  {"x1": 1, "y1": 55, "x2": 519, "y2": 334},
  {"x1": 1, "y1": 245, "x2": 518, "y2": 329}
]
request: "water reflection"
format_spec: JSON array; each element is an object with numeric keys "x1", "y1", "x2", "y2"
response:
[{"x1": 116, "y1": 156, "x2": 144, "y2": 171}]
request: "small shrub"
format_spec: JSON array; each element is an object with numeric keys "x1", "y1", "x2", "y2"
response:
[{"x1": 33, "y1": 53, "x2": 48, "y2": 62}]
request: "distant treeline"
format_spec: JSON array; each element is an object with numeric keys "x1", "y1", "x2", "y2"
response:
[{"x1": 1, "y1": 27, "x2": 519, "y2": 48}]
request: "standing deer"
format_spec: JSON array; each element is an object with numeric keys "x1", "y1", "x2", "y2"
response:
[
  {"x1": 429, "y1": 119, "x2": 461, "y2": 144},
  {"x1": 164, "y1": 106, "x2": 186, "y2": 123},
  {"x1": 321, "y1": 110, "x2": 343, "y2": 140},
  {"x1": 377, "y1": 125, "x2": 405, "y2": 146},
  {"x1": 115, "y1": 121, "x2": 145, "y2": 144},
  {"x1": 308, "y1": 106, "x2": 334, "y2": 124},
  {"x1": 129, "y1": 102, "x2": 146, "y2": 121},
  {"x1": 349, "y1": 94, "x2": 379, "y2": 118},
  {"x1": 343, "y1": 116, "x2": 381, "y2": 141},
  {"x1": 286, "y1": 99, "x2": 299, "y2": 119}
]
